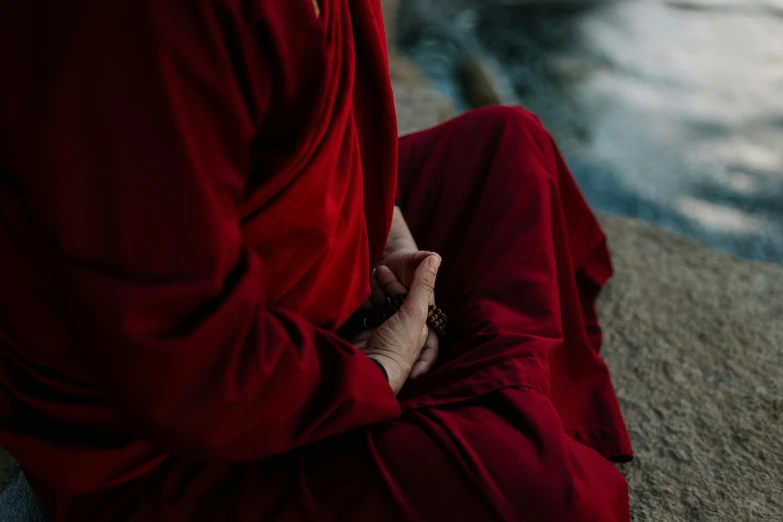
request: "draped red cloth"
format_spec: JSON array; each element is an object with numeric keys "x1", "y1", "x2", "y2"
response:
[{"x1": 0, "y1": 1, "x2": 632, "y2": 521}]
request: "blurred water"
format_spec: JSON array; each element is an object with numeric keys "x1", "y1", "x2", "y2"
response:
[{"x1": 397, "y1": 0, "x2": 783, "y2": 264}]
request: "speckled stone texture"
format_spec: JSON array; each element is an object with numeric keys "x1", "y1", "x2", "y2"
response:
[
  {"x1": 598, "y1": 216, "x2": 783, "y2": 521},
  {"x1": 0, "y1": 449, "x2": 19, "y2": 492},
  {"x1": 391, "y1": 83, "x2": 454, "y2": 136}
]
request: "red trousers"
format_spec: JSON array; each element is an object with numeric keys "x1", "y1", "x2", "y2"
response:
[{"x1": 53, "y1": 107, "x2": 632, "y2": 521}]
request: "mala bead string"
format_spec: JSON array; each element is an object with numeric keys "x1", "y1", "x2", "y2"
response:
[
  {"x1": 365, "y1": 293, "x2": 448, "y2": 343},
  {"x1": 425, "y1": 306, "x2": 448, "y2": 343},
  {"x1": 364, "y1": 292, "x2": 407, "y2": 329}
]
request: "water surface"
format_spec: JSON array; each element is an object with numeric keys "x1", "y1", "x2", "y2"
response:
[{"x1": 398, "y1": 0, "x2": 783, "y2": 264}]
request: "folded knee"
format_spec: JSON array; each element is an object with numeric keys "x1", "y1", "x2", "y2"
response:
[
  {"x1": 455, "y1": 105, "x2": 548, "y2": 140},
  {"x1": 444, "y1": 105, "x2": 553, "y2": 172}
]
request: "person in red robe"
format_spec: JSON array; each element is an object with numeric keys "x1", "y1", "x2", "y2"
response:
[{"x1": 0, "y1": 1, "x2": 632, "y2": 520}]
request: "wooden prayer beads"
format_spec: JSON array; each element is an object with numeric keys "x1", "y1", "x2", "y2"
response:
[
  {"x1": 363, "y1": 293, "x2": 448, "y2": 343},
  {"x1": 363, "y1": 292, "x2": 408, "y2": 329},
  {"x1": 427, "y1": 304, "x2": 448, "y2": 342}
]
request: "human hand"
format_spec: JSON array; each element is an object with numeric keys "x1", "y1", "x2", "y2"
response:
[
  {"x1": 352, "y1": 255, "x2": 441, "y2": 394},
  {"x1": 376, "y1": 249, "x2": 441, "y2": 378}
]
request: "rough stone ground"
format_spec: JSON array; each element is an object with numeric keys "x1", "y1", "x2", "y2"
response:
[
  {"x1": 0, "y1": 450, "x2": 19, "y2": 492},
  {"x1": 599, "y1": 216, "x2": 783, "y2": 522}
]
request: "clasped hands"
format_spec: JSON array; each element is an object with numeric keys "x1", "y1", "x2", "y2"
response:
[{"x1": 352, "y1": 246, "x2": 442, "y2": 394}]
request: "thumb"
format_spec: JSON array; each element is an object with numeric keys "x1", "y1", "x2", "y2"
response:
[
  {"x1": 390, "y1": 249, "x2": 438, "y2": 288},
  {"x1": 405, "y1": 250, "x2": 438, "y2": 268},
  {"x1": 401, "y1": 254, "x2": 440, "y2": 321}
]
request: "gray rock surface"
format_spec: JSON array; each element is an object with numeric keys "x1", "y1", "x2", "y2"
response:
[
  {"x1": 392, "y1": 83, "x2": 453, "y2": 136},
  {"x1": 599, "y1": 216, "x2": 783, "y2": 521},
  {"x1": 0, "y1": 450, "x2": 19, "y2": 493},
  {"x1": 0, "y1": 474, "x2": 48, "y2": 522}
]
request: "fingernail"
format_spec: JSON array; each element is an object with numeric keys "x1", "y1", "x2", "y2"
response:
[{"x1": 426, "y1": 255, "x2": 441, "y2": 271}]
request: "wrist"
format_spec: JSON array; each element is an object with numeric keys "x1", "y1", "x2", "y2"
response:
[
  {"x1": 370, "y1": 358, "x2": 389, "y2": 381},
  {"x1": 367, "y1": 354, "x2": 408, "y2": 394},
  {"x1": 384, "y1": 206, "x2": 418, "y2": 261}
]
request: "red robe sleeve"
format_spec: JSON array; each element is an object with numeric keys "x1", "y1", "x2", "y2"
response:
[{"x1": 25, "y1": 2, "x2": 400, "y2": 461}]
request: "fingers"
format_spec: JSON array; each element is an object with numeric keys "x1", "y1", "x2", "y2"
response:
[
  {"x1": 362, "y1": 255, "x2": 440, "y2": 395},
  {"x1": 369, "y1": 268, "x2": 387, "y2": 307},
  {"x1": 401, "y1": 250, "x2": 440, "y2": 289},
  {"x1": 351, "y1": 328, "x2": 375, "y2": 344},
  {"x1": 375, "y1": 265, "x2": 408, "y2": 297},
  {"x1": 410, "y1": 330, "x2": 439, "y2": 379}
]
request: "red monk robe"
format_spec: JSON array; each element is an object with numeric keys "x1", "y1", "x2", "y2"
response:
[{"x1": 0, "y1": 1, "x2": 632, "y2": 521}]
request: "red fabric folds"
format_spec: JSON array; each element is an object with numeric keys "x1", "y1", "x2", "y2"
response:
[
  {"x1": 0, "y1": 1, "x2": 631, "y2": 520},
  {"x1": 0, "y1": 0, "x2": 399, "y2": 493}
]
